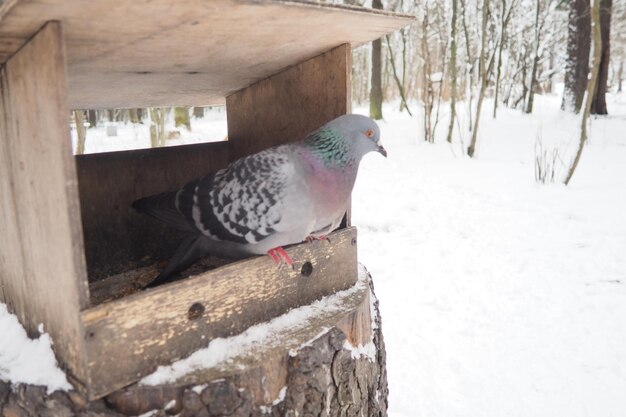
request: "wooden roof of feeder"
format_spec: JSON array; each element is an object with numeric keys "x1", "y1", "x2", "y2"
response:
[{"x1": 0, "y1": 0, "x2": 414, "y2": 109}]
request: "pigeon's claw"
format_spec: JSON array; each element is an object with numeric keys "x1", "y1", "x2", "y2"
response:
[
  {"x1": 267, "y1": 247, "x2": 295, "y2": 270},
  {"x1": 305, "y1": 235, "x2": 331, "y2": 243}
]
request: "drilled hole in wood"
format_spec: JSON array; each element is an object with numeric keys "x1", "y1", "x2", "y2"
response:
[
  {"x1": 301, "y1": 261, "x2": 313, "y2": 277},
  {"x1": 351, "y1": 237, "x2": 357, "y2": 246},
  {"x1": 187, "y1": 302, "x2": 205, "y2": 320}
]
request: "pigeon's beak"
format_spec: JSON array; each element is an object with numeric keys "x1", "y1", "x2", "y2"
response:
[{"x1": 377, "y1": 143, "x2": 388, "y2": 157}]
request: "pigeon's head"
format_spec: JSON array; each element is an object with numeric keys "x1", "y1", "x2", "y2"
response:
[{"x1": 327, "y1": 114, "x2": 387, "y2": 160}]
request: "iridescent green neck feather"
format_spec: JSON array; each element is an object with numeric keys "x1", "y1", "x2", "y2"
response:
[{"x1": 305, "y1": 128, "x2": 352, "y2": 168}]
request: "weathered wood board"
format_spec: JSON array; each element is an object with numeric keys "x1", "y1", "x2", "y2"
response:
[
  {"x1": 80, "y1": 227, "x2": 358, "y2": 399},
  {"x1": 0, "y1": 22, "x2": 88, "y2": 382},
  {"x1": 76, "y1": 141, "x2": 230, "y2": 281},
  {"x1": 0, "y1": 0, "x2": 413, "y2": 108},
  {"x1": 106, "y1": 269, "x2": 373, "y2": 415},
  {"x1": 227, "y1": 44, "x2": 351, "y2": 160}
]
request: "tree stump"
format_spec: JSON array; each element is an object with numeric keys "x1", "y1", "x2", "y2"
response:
[{"x1": 0, "y1": 269, "x2": 387, "y2": 417}]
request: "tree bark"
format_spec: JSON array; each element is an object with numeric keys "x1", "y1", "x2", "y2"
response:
[
  {"x1": 149, "y1": 107, "x2": 167, "y2": 148},
  {"x1": 447, "y1": 0, "x2": 458, "y2": 142},
  {"x1": 590, "y1": 0, "x2": 612, "y2": 115},
  {"x1": 468, "y1": 0, "x2": 490, "y2": 157},
  {"x1": 525, "y1": 0, "x2": 541, "y2": 114},
  {"x1": 565, "y1": 0, "x2": 602, "y2": 185},
  {"x1": 369, "y1": 0, "x2": 384, "y2": 120},
  {"x1": 562, "y1": 0, "x2": 591, "y2": 113},
  {"x1": 74, "y1": 110, "x2": 87, "y2": 155},
  {"x1": 174, "y1": 107, "x2": 192, "y2": 131}
]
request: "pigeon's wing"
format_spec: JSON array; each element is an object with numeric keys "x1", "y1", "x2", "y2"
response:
[
  {"x1": 175, "y1": 146, "x2": 301, "y2": 245},
  {"x1": 132, "y1": 190, "x2": 196, "y2": 233}
]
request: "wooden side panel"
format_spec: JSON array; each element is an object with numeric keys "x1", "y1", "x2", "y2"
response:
[
  {"x1": 81, "y1": 227, "x2": 358, "y2": 399},
  {"x1": 0, "y1": 22, "x2": 88, "y2": 381},
  {"x1": 226, "y1": 43, "x2": 352, "y2": 160},
  {"x1": 0, "y1": 66, "x2": 21, "y2": 306},
  {"x1": 75, "y1": 142, "x2": 230, "y2": 281}
]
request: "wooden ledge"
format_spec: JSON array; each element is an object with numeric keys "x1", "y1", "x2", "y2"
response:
[
  {"x1": 108, "y1": 264, "x2": 373, "y2": 411},
  {"x1": 79, "y1": 227, "x2": 358, "y2": 398}
]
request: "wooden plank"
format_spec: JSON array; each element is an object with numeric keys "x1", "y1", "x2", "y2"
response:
[
  {"x1": 226, "y1": 44, "x2": 352, "y2": 160},
  {"x1": 0, "y1": 21, "x2": 89, "y2": 382},
  {"x1": 75, "y1": 141, "x2": 230, "y2": 282},
  {"x1": 117, "y1": 271, "x2": 372, "y2": 405},
  {"x1": 80, "y1": 227, "x2": 358, "y2": 399},
  {"x1": 0, "y1": 0, "x2": 413, "y2": 108},
  {"x1": 0, "y1": 64, "x2": 22, "y2": 307}
]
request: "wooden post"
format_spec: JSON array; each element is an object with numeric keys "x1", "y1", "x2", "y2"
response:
[{"x1": 0, "y1": 22, "x2": 88, "y2": 383}]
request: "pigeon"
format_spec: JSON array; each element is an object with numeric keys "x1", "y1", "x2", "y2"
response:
[{"x1": 132, "y1": 114, "x2": 386, "y2": 287}]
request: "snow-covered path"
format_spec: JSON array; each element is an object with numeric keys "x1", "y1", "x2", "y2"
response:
[{"x1": 353, "y1": 95, "x2": 626, "y2": 417}]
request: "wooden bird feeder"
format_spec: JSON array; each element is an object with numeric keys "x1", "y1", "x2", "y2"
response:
[{"x1": 0, "y1": 0, "x2": 412, "y2": 400}]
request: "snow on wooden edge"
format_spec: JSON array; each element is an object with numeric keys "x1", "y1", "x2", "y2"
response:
[{"x1": 140, "y1": 264, "x2": 372, "y2": 386}]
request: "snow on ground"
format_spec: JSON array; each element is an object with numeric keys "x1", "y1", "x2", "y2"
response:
[
  {"x1": 0, "y1": 305, "x2": 71, "y2": 392},
  {"x1": 70, "y1": 107, "x2": 228, "y2": 154},
  {"x1": 352, "y1": 94, "x2": 626, "y2": 417},
  {"x1": 2, "y1": 94, "x2": 626, "y2": 416}
]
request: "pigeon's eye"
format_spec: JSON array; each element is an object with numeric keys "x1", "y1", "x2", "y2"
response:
[{"x1": 365, "y1": 129, "x2": 374, "y2": 138}]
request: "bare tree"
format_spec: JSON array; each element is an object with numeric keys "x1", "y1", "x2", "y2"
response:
[
  {"x1": 446, "y1": 0, "x2": 458, "y2": 142},
  {"x1": 590, "y1": 0, "x2": 612, "y2": 114},
  {"x1": 370, "y1": 0, "x2": 384, "y2": 120},
  {"x1": 149, "y1": 107, "x2": 167, "y2": 148},
  {"x1": 174, "y1": 107, "x2": 191, "y2": 131},
  {"x1": 565, "y1": 0, "x2": 602, "y2": 185},
  {"x1": 562, "y1": 0, "x2": 591, "y2": 112},
  {"x1": 467, "y1": 0, "x2": 490, "y2": 157},
  {"x1": 74, "y1": 110, "x2": 87, "y2": 155}
]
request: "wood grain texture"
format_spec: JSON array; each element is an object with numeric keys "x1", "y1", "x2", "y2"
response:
[
  {"x1": 80, "y1": 227, "x2": 358, "y2": 399},
  {"x1": 75, "y1": 141, "x2": 230, "y2": 282},
  {"x1": 0, "y1": 0, "x2": 413, "y2": 108},
  {"x1": 0, "y1": 22, "x2": 88, "y2": 382},
  {"x1": 226, "y1": 44, "x2": 352, "y2": 161},
  {"x1": 105, "y1": 267, "x2": 373, "y2": 415}
]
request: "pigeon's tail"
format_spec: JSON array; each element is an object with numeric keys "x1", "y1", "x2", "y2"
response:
[
  {"x1": 132, "y1": 190, "x2": 194, "y2": 233},
  {"x1": 146, "y1": 235, "x2": 251, "y2": 288},
  {"x1": 146, "y1": 234, "x2": 207, "y2": 288}
]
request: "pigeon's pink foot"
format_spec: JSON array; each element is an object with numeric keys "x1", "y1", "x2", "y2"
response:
[
  {"x1": 267, "y1": 247, "x2": 294, "y2": 269},
  {"x1": 305, "y1": 235, "x2": 331, "y2": 243}
]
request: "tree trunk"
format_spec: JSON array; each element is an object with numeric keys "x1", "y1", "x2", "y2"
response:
[
  {"x1": 562, "y1": 0, "x2": 591, "y2": 113},
  {"x1": 565, "y1": 0, "x2": 602, "y2": 185},
  {"x1": 447, "y1": 0, "x2": 458, "y2": 142},
  {"x1": 369, "y1": 0, "x2": 384, "y2": 120},
  {"x1": 174, "y1": 107, "x2": 192, "y2": 131},
  {"x1": 461, "y1": 0, "x2": 474, "y2": 131},
  {"x1": 525, "y1": 0, "x2": 541, "y2": 114},
  {"x1": 87, "y1": 109, "x2": 97, "y2": 128},
  {"x1": 129, "y1": 108, "x2": 141, "y2": 124},
  {"x1": 74, "y1": 110, "x2": 87, "y2": 155},
  {"x1": 149, "y1": 107, "x2": 167, "y2": 148},
  {"x1": 590, "y1": 0, "x2": 612, "y2": 115},
  {"x1": 193, "y1": 106, "x2": 204, "y2": 118},
  {"x1": 468, "y1": 0, "x2": 490, "y2": 157}
]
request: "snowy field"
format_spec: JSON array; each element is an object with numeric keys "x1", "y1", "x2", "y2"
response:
[
  {"x1": 352, "y1": 94, "x2": 626, "y2": 417},
  {"x1": 1, "y1": 93, "x2": 626, "y2": 416}
]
